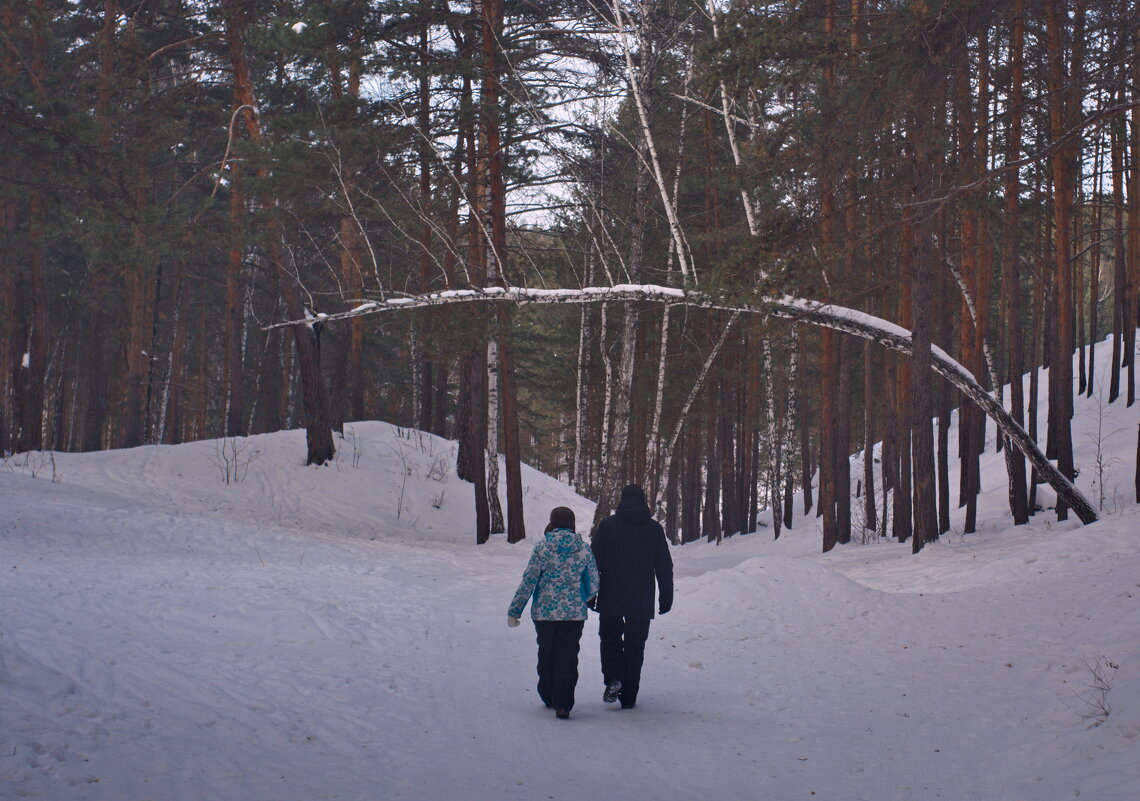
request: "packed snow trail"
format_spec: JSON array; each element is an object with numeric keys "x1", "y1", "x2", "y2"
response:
[{"x1": 2, "y1": 417, "x2": 1139, "y2": 800}]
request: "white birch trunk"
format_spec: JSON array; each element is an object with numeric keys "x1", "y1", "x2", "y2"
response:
[
  {"x1": 573, "y1": 304, "x2": 590, "y2": 492},
  {"x1": 762, "y1": 339, "x2": 781, "y2": 537},
  {"x1": 666, "y1": 55, "x2": 694, "y2": 274},
  {"x1": 709, "y1": 5, "x2": 760, "y2": 237},
  {"x1": 947, "y1": 258, "x2": 1000, "y2": 391},
  {"x1": 947, "y1": 255, "x2": 1026, "y2": 513},
  {"x1": 599, "y1": 301, "x2": 613, "y2": 465},
  {"x1": 593, "y1": 300, "x2": 640, "y2": 526},
  {"x1": 612, "y1": 305, "x2": 639, "y2": 470},
  {"x1": 156, "y1": 294, "x2": 182, "y2": 444},
  {"x1": 611, "y1": 0, "x2": 694, "y2": 282},
  {"x1": 659, "y1": 311, "x2": 741, "y2": 508},
  {"x1": 486, "y1": 338, "x2": 504, "y2": 533},
  {"x1": 783, "y1": 325, "x2": 800, "y2": 527},
  {"x1": 410, "y1": 321, "x2": 422, "y2": 432},
  {"x1": 646, "y1": 304, "x2": 671, "y2": 503}
]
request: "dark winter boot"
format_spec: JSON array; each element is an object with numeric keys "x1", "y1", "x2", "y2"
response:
[{"x1": 603, "y1": 680, "x2": 622, "y2": 704}]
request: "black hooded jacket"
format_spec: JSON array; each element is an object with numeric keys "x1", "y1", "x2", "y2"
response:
[{"x1": 591, "y1": 486, "x2": 674, "y2": 619}]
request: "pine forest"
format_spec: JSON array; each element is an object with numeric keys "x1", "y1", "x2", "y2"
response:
[{"x1": 3, "y1": 0, "x2": 1139, "y2": 552}]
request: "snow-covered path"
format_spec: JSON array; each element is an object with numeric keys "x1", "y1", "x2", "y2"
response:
[{"x1": 3, "y1": 414, "x2": 1139, "y2": 801}]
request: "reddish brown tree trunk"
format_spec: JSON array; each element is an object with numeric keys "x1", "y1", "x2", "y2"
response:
[
  {"x1": 120, "y1": 147, "x2": 155, "y2": 449},
  {"x1": 908, "y1": 60, "x2": 938, "y2": 552},
  {"x1": 222, "y1": 0, "x2": 333, "y2": 464},
  {"x1": 16, "y1": 0, "x2": 49, "y2": 452},
  {"x1": 223, "y1": 183, "x2": 245, "y2": 437},
  {"x1": 415, "y1": 21, "x2": 437, "y2": 432},
  {"x1": 1086, "y1": 132, "x2": 1102, "y2": 398},
  {"x1": 480, "y1": 0, "x2": 524, "y2": 541},
  {"x1": 1110, "y1": 96, "x2": 1126, "y2": 404},
  {"x1": 1, "y1": 204, "x2": 16, "y2": 454},
  {"x1": 1045, "y1": 0, "x2": 1078, "y2": 517},
  {"x1": 798, "y1": 336, "x2": 814, "y2": 516},
  {"x1": 894, "y1": 185, "x2": 914, "y2": 544},
  {"x1": 817, "y1": 0, "x2": 844, "y2": 553},
  {"x1": 1003, "y1": 0, "x2": 1029, "y2": 524},
  {"x1": 954, "y1": 51, "x2": 981, "y2": 532},
  {"x1": 457, "y1": 335, "x2": 488, "y2": 504}
]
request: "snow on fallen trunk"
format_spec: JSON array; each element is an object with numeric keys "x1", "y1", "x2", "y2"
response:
[{"x1": 267, "y1": 283, "x2": 1097, "y2": 525}]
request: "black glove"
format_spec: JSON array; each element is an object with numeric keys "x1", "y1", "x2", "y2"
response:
[{"x1": 587, "y1": 596, "x2": 598, "y2": 612}]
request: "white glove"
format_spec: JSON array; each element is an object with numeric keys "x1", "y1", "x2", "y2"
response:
[{"x1": 507, "y1": 616, "x2": 521, "y2": 628}]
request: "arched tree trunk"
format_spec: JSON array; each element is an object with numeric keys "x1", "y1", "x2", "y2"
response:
[{"x1": 274, "y1": 284, "x2": 1102, "y2": 528}]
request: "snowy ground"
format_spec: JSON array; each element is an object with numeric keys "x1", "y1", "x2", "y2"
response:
[{"x1": 3, "y1": 348, "x2": 1140, "y2": 801}]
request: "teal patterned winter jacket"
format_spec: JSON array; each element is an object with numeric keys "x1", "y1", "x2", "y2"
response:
[{"x1": 508, "y1": 528, "x2": 600, "y2": 621}]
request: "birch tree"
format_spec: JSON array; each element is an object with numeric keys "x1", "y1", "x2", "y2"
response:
[{"x1": 283, "y1": 282, "x2": 1099, "y2": 527}]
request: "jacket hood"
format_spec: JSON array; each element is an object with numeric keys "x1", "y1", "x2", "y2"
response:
[
  {"x1": 545, "y1": 527, "x2": 584, "y2": 554},
  {"x1": 615, "y1": 485, "x2": 652, "y2": 524}
]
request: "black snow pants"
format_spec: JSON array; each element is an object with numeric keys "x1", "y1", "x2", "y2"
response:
[
  {"x1": 533, "y1": 620, "x2": 585, "y2": 711},
  {"x1": 598, "y1": 614, "x2": 652, "y2": 707}
]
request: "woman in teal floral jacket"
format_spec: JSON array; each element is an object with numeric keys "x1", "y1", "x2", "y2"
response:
[{"x1": 508, "y1": 506, "x2": 599, "y2": 719}]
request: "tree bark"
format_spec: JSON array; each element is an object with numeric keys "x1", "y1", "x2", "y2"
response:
[
  {"x1": 498, "y1": 327, "x2": 525, "y2": 542},
  {"x1": 783, "y1": 326, "x2": 800, "y2": 531},
  {"x1": 486, "y1": 337, "x2": 504, "y2": 534},
  {"x1": 458, "y1": 346, "x2": 490, "y2": 542},
  {"x1": 799, "y1": 332, "x2": 814, "y2": 516},
  {"x1": 119, "y1": 135, "x2": 156, "y2": 450},
  {"x1": 1045, "y1": 0, "x2": 1078, "y2": 518},
  {"x1": 478, "y1": 0, "x2": 524, "y2": 541},
  {"x1": 895, "y1": 202, "x2": 913, "y2": 544},
  {"x1": 611, "y1": 0, "x2": 692, "y2": 282},
  {"x1": 223, "y1": 183, "x2": 246, "y2": 437},
  {"x1": 222, "y1": 0, "x2": 333, "y2": 465},
  {"x1": 954, "y1": 48, "x2": 981, "y2": 532},
  {"x1": 1110, "y1": 99, "x2": 1126, "y2": 403},
  {"x1": 762, "y1": 340, "x2": 782, "y2": 538},
  {"x1": 1002, "y1": 0, "x2": 1030, "y2": 524},
  {"x1": 818, "y1": 0, "x2": 840, "y2": 553},
  {"x1": 645, "y1": 305, "x2": 671, "y2": 504},
  {"x1": 1086, "y1": 131, "x2": 1102, "y2": 399}
]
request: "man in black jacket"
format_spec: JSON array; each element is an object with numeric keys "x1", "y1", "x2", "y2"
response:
[{"x1": 590, "y1": 483, "x2": 674, "y2": 709}]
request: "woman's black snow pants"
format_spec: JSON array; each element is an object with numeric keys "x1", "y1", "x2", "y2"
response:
[{"x1": 533, "y1": 620, "x2": 585, "y2": 711}]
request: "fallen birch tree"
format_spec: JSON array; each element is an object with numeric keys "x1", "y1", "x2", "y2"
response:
[{"x1": 269, "y1": 283, "x2": 1098, "y2": 526}]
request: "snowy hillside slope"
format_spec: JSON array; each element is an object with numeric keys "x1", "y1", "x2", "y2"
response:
[{"x1": 2, "y1": 342, "x2": 1139, "y2": 801}]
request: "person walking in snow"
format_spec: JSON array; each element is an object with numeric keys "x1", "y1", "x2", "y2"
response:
[
  {"x1": 590, "y1": 483, "x2": 673, "y2": 709},
  {"x1": 508, "y1": 506, "x2": 599, "y2": 719}
]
